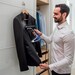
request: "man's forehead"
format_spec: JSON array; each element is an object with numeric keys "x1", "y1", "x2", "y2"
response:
[{"x1": 54, "y1": 7, "x2": 60, "y2": 12}]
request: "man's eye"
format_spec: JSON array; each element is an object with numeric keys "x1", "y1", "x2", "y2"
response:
[{"x1": 54, "y1": 13, "x2": 58, "y2": 15}]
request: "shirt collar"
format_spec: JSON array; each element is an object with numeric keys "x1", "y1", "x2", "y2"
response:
[{"x1": 57, "y1": 21, "x2": 68, "y2": 30}]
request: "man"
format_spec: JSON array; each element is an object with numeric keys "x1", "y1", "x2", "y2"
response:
[{"x1": 34, "y1": 4, "x2": 74, "y2": 75}]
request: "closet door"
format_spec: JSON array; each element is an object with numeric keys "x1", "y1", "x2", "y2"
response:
[{"x1": 0, "y1": 0, "x2": 36, "y2": 75}]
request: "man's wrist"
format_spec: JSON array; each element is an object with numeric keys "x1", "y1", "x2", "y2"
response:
[{"x1": 39, "y1": 32, "x2": 42, "y2": 36}]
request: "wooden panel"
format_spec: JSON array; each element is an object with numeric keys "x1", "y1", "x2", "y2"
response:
[
  {"x1": 40, "y1": 0, "x2": 49, "y2": 3},
  {"x1": 37, "y1": 0, "x2": 49, "y2": 6}
]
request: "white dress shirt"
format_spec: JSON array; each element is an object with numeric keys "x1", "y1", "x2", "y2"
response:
[{"x1": 41, "y1": 21, "x2": 75, "y2": 74}]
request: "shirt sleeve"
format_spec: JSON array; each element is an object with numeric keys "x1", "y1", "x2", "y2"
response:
[
  {"x1": 40, "y1": 33, "x2": 53, "y2": 44},
  {"x1": 49, "y1": 31, "x2": 75, "y2": 71}
]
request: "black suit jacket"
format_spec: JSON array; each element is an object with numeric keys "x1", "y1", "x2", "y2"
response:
[{"x1": 13, "y1": 13, "x2": 41, "y2": 71}]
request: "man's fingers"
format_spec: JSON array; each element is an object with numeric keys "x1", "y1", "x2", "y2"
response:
[
  {"x1": 39, "y1": 65, "x2": 45, "y2": 69},
  {"x1": 39, "y1": 64, "x2": 45, "y2": 69}
]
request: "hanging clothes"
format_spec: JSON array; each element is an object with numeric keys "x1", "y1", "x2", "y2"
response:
[
  {"x1": 36, "y1": 11, "x2": 47, "y2": 46},
  {"x1": 13, "y1": 12, "x2": 41, "y2": 71}
]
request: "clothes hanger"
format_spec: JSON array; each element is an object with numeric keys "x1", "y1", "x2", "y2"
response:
[
  {"x1": 21, "y1": 9, "x2": 29, "y2": 15},
  {"x1": 21, "y1": 9, "x2": 29, "y2": 21},
  {"x1": 21, "y1": 2, "x2": 29, "y2": 15}
]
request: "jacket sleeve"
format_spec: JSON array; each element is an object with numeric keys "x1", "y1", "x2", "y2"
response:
[{"x1": 13, "y1": 18, "x2": 29, "y2": 71}]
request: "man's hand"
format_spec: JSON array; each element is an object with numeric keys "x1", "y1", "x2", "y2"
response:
[
  {"x1": 34, "y1": 29, "x2": 42, "y2": 36},
  {"x1": 39, "y1": 63, "x2": 49, "y2": 70}
]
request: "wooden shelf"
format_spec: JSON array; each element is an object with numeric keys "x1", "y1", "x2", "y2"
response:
[{"x1": 37, "y1": 0, "x2": 49, "y2": 6}]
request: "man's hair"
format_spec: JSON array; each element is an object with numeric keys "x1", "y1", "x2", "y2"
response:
[{"x1": 55, "y1": 4, "x2": 70, "y2": 17}]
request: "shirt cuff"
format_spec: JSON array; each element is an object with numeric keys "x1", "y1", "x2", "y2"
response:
[
  {"x1": 40, "y1": 33, "x2": 45, "y2": 39},
  {"x1": 49, "y1": 64, "x2": 55, "y2": 71}
]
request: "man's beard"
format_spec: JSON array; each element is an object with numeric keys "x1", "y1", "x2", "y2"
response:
[{"x1": 54, "y1": 16, "x2": 63, "y2": 23}]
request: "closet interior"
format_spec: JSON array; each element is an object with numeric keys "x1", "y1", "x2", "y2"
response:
[{"x1": 36, "y1": 0, "x2": 51, "y2": 75}]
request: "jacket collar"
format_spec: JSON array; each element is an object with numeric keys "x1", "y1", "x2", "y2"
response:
[{"x1": 20, "y1": 12, "x2": 29, "y2": 20}]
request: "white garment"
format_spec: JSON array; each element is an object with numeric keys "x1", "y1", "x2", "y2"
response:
[{"x1": 41, "y1": 21, "x2": 75, "y2": 74}]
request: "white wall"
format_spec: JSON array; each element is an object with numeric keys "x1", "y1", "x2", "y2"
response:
[
  {"x1": 0, "y1": 0, "x2": 36, "y2": 75},
  {"x1": 69, "y1": 0, "x2": 75, "y2": 33},
  {"x1": 68, "y1": 0, "x2": 75, "y2": 75}
]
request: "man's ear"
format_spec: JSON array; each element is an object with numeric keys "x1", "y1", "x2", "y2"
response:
[{"x1": 62, "y1": 12, "x2": 67, "y2": 18}]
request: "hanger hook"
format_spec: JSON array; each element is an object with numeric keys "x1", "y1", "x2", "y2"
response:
[{"x1": 22, "y1": 2, "x2": 25, "y2": 6}]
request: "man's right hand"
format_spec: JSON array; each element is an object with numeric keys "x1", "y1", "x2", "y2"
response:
[{"x1": 34, "y1": 29, "x2": 42, "y2": 36}]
